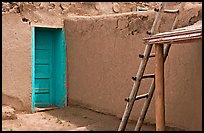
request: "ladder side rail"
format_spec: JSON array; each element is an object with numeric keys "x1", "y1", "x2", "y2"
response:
[
  {"x1": 134, "y1": 2, "x2": 185, "y2": 131},
  {"x1": 163, "y1": 2, "x2": 185, "y2": 58},
  {"x1": 118, "y1": 2, "x2": 166, "y2": 131}
]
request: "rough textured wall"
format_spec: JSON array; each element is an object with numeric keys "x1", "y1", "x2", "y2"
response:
[
  {"x1": 2, "y1": 2, "x2": 159, "y2": 16},
  {"x1": 2, "y1": 3, "x2": 64, "y2": 112},
  {"x1": 2, "y1": 11, "x2": 62, "y2": 112},
  {"x1": 2, "y1": 13, "x2": 31, "y2": 111},
  {"x1": 64, "y1": 5, "x2": 202, "y2": 130}
]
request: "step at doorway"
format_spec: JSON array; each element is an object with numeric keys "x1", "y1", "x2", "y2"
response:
[{"x1": 31, "y1": 26, "x2": 67, "y2": 113}]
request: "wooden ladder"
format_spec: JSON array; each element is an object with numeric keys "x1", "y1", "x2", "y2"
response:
[{"x1": 118, "y1": 2, "x2": 184, "y2": 131}]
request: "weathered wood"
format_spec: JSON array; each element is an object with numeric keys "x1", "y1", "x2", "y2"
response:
[
  {"x1": 135, "y1": 93, "x2": 149, "y2": 101},
  {"x1": 118, "y1": 43, "x2": 153, "y2": 131},
  {"x1": 118, "y1": 2, "x2": 166, "y2": 131},
  {"x1": 146, "y1": 32, "x2": 202, "y2": 44},
  {"x1": 163, "y1": 2, "x2": 187, "y2": 59},
  {"x1": 125, "y1": 93, "x2": 149, "y2": 102},
  {"x1": 139, "y1": 53, "x2": 155, "y2": 58},
  {"x1": 153, "y1": 3, "x2": 185, "y2": 131},
  {"x1": 134, "y1": 79, "x2": 155, "y2": 131},
  {"x1": 144, "y1": 28, "x2": 201, "y2": 41},
  {"x1": 163, "y1": 9, "x2": 179, "y2": 13},
  {"x1": 34, "y1": 107, "x2": 59, "y2": 112},
  {"x1": 141, "y1": 74, "x2": 155, "y2": 79},
  {"x1": 150, "y1": 3, "x2": 166, "y2": 35},
  {"x1": 134, "y1": 37, "x2": 175, "y2": 131},
  {"x1": 155, "y1": 44, "x2": 165, "y2": 131},
  {"x1": 155, "y1": 9, "x2": 179, "y2": 14},
  {"x1": 134, "y1": 3, "x2": 185, "y2": 131}
]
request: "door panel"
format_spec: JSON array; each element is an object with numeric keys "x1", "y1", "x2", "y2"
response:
[
  {"x1": 35, "y1": 43, "x2": 49, "y2": 49},
  {"x1": 35, "y1": 50, "x2": 49, "y2": 58},
  {"x1": 34, "y1": 93, "x2": 50, "y2": 107},
  {"x1": 35, "y1": 79, "x2": 50, "y2": 88},
  {"x1": 35, "y1": 49, "x2": 49, "y2": 64},
  {"x1": 34, "y1": 30, "x2": 53, "y2": 107},
  {"x1": 36, "y1": 59, "x2": 49, "y2": 64},
  {"x1": 35, "y1": 64, "x2": 50, "y2": 78},
  {"x1": 35, "y1": 79, "x2": 49, "y2": 93}
]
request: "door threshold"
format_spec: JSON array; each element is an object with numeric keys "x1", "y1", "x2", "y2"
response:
[{"x1": 34, "y1": 107, "x2": 60, "y2": 112}]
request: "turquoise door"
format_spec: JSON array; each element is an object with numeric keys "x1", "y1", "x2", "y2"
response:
[
  {"x1": 32, "y1": 27, "x2": 67, "y2": 112},
  {"x1": 35, "y1": 29, "x2": 53, "y2": 107}
]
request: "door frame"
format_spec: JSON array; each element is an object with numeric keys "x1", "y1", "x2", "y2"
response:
[{"x1": 31, "y1": 26, "x2": 67, "y2": 112}]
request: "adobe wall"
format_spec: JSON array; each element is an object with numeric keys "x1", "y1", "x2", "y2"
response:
[
  {"x1": 2, "y1": 2, "x2": 65, "y2": 112},
  {"x1": 64, "y1": 4, "x2": 202, "y2": 130},
  {"x1": 2, "y1": 14, "x2": 32, "y2": 111},
  {"x1": 2, "y1": 11, "x2": 63, "y2": 112}
]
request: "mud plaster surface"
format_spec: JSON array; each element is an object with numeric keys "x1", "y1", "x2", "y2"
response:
[
  {"x1": 2, "y1": 13, "x2": 31, "y2": 111},
  {"x1": 64, "y1": 3, "x2": 202, "y2": 131}
]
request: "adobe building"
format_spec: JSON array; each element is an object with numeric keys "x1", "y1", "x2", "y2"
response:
[{"x1": 2, "y1": 2, "x2": 202, "y2": 130}]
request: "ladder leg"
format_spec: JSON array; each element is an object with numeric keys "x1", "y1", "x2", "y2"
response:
[
  {"x1": 134, "y1": 43, "x2": 175, "y2": 131},
  {"x1": 134, "y1": 79, "x2": 155, "y2": 131},
  {"x1": 118, "y1": 44, "x2": 153, "y2": 131},
  {"x1": 163, "y1": 2, "x2": 185, "y2": 58},
  {"x1": 118, "y1": 2, "x2": 166, "y2": 131},
  {"x1": 134, "y1": 2, "x2": 185, "y2": 130}
]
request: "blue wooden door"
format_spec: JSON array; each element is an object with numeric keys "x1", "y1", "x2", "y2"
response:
[
  {"x1": 32, "y1": 27, "x2": 67, "y2": 112},
  {"x1": 34, "y1": 29, "x2": 53, "y2": 108}
]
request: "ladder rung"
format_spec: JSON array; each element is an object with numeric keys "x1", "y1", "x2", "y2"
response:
[
  {"x1": 124, "y1": 93, "x2": 149, "y2": 102},
  {"x1": 141, "y1": 74, "x2": 155, "y2": 79},
  {"x1": 135, "y1": 93, "x2": 149, "y2": 101},
  {"x1": 154, "y1": 8, "x2": 179, "y2": 14},
  {"x1": 139, "y1": 54, "x2": 155, "y2": 58},
  {"x1": 149, "y1": 54, "x2": 155, "y2": 57},
  {"x1": 164, "y1": 9, "x2": 179, "y2": 13},
  {"x1": 132, "y1": 74, "x2": 155, "y2": 81}
]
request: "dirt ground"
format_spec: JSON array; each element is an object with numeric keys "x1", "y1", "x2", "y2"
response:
[{"x1": 2, "y1": 104, "x2": 183, "y2": 131}]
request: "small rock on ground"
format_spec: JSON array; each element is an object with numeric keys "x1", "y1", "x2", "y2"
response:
[{"x1": 2, "y1": 105, "x2": 17, "y2": 120}]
